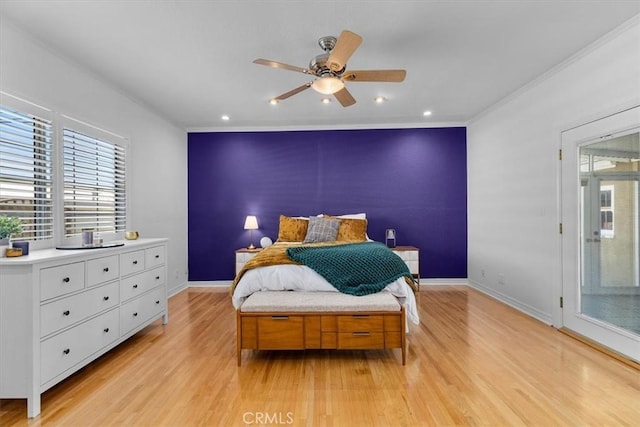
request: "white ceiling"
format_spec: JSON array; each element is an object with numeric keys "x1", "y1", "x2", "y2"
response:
[{"x1": 1, "y1": 1, "x2": 639, "y2": 131}]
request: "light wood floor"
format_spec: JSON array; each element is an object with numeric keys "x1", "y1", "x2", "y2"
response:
[{"x1": 1, "y1": 286, "x2": 639, "y2": 426}]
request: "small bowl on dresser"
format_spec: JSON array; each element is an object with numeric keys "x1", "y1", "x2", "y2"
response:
[{"x1": 125, "y1": 231, "x2": 139, "y2": 240}]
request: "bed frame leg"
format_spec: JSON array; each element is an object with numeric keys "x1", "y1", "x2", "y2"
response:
[
  {"x1": 236, "y1": 309, "x2": 242, "y2": 366},
  {"x1": 401, "y1": 306, "x2": 407, "y2": 365}
]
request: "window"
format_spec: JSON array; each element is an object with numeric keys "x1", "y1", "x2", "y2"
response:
[
  {"x1": 62, "y1": 126, "x2": 126, "y2": 237},
  {"x1": 0, "y1": 105, "x2": 53, "y2": 241},
  {"x1": 600, "y1": 185, "x2": 614, "y2": 238}
]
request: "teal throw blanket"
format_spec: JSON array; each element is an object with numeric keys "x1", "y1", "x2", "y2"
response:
[{"x1": 286, "y1": 242, "x2": 413, "y2": 296}]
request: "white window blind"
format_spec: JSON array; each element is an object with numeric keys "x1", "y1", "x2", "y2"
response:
[
  {"x1": 0, "y1": 105, "x2": 54, "y2": 241},
  {"x1": 63, "y1": 127, "x2": 126, "y2": 237}
]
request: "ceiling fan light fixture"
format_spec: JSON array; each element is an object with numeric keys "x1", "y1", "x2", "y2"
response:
[
  {"x1": 269, "y1": 99, "x2": 279, "y2": 105},
  {"x1": 311, "y1": 76, "x2": 344, "y2": 95},
  {"x1": 321, "y1": 97, "x2": 332, "y2": 104},
  {"x1": 374, "y1": 96, "x2": 386, "y2": 103}
]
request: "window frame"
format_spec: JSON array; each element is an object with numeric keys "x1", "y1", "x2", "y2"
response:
[
  {"x1": 58, "y1": 115, "x2": 129, "y2": 245},
  {"x1": 0, "y1": 94, "x2": 54, "y2": 249},
  {"x1": 0, "y1": 92, "x2": 130, "y2": 248}
]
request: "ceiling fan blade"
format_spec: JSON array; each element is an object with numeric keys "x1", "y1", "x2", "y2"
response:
[
  {"x1": 327, "y1": 30, "x2": 363, "y2": 72},
  {"x1": 334, "y1": 87, "x2": 356, "y2": 107},
  {"x1": 253, "y1": 58, "x2": 310, "y2": 74},
  {"x1": 343, "y1": 69, "x2": 407, "y2": 82},
  {"x1": 273, "y1": 82, "x2": 313, "y2": 101}
]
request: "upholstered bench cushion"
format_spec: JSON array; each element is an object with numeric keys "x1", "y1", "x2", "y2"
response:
[{"x1": 240, "y1": 291, "x2": 401, "y2": 312}]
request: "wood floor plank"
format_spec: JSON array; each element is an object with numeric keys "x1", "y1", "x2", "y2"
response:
[{"x1": 1, "y1": 286, "x2": 639, "y2": 426}]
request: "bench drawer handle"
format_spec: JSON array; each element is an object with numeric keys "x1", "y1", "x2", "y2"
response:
[
  {"x1": 352, "y1": 332, "x2": 370, "y2": 336},
  {"x1": 271, "y1": 316, "x2": 289, "y2": 320}
]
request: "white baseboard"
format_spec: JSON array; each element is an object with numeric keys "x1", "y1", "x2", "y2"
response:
[
  {"x1": 419, "y1": 278, "x2": 469, "y2": 288},
  {"x1": 467, "y1": 279, "x2": 553, "y2": 325},
  {"x1": 188, "y1": 280, "x2": 232, "y2": 288}
]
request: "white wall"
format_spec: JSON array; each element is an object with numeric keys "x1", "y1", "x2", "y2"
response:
[
  {"x1": 0, "y1": 20, "x2": 188, "y2": 296},
  {"x1": 467, "y1": 17, "x2": 640, "y2": 324}
]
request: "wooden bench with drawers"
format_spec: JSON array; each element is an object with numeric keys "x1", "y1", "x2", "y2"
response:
[{"x1": 236, "y1": 291, "x2": 406, "y2": 365}]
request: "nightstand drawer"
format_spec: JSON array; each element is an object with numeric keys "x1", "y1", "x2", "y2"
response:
[{"x1": 235, "y1": 249, "x2": 262, "y2": 274}]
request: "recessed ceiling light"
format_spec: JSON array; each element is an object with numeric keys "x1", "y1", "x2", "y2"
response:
[
  {"x1": 374, "y1": 96, "x2": 386, "y2": 103},
  {"x1": 321, "y1": 97, "x2": 332, "y2": 104},
  {"x1": 423, "y1": 111, "x2": 432, "y2": 117},
  {"x1": 269, "y1": 99, "x2": 279, "y2": 105},
  {"x1": 221, "y1": 115, "x2": 230, "y2": 121}
]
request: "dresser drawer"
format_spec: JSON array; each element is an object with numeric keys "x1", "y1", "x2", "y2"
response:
[
  {"x1": 40, "y1": 308, "x2": 119, "y2": 384},
  {"x1": 257, "y1": 316, "x2": 304, "y2": 349},
  {"x1": 40, "y1": 282, "x2": 119, "y2": 337},
  {"x1": 337, "y1": 315, "x2": 383, "y2": 333},
  {"x1": 145, "y1": 246, "x2": 165, "y2": 269},
  {"x1": 87, "y1": 255, "x2": 119, "y2": 287},
  {"x1": 338, "y1": 332, "x2": 384, "y2": 349},
  {"x1": 119, "y1": 267, "x2": 164, "y2": 302},
  {"x1": 120, "y1": 250, "x2": 145, "y2": 277},
  {"x1": 120, "y1": 286, "x2": 165, "y2": 335},
  {"x1": 40, "y1": 262, "x2": 85, "y2": 301}
]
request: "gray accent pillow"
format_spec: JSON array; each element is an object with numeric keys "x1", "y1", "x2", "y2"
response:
[{"x1": 303, "y1": 216, "x2": 340, "y2": 243}]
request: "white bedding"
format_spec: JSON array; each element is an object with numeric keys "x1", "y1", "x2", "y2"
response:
[{"x1": 232, "y1": 263, "x2": 420, "y2": 325}]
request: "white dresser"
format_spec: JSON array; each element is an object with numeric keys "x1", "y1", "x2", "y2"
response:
[{"x1": 0, "y1": 238, "x2": 168, "y2": 418}]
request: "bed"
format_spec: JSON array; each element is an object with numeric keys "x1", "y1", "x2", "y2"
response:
[{"x1": 231, "y1": 214, "x2": 420, "y2": 365}]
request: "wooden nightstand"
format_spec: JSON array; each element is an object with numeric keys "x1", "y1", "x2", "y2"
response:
[
  {"x1": 235, "y1": 248, "x2": 262, "y2": 275},
  {"x1": 391, "y1": 246, "x2": 420, "y2": 283}
]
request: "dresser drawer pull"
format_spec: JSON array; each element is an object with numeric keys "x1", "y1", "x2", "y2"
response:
[
  {"x1": 155, "y1": 300, "x2": 160, "y2": 304},
  {"x1": 62, "y1": 277, "x2": 70, "y2": 283},
  {"x1": 352, "y1": 332, "x2": 370, "y2": 336},
  {"x1": 155, "y1": 254, "x2": 160, "y2": 259},
  {"x1": 133, "y1": 312, "x2": 138, "y2": 317},
  {"x1": 63, "y1": 310, "x2": 70, "y2": 316},
  {"x1": 132, "y1": 260, "x2": 138, "y2": 265},
  {"x1": 155, "y1": 276, "x2": 160, "y2": 280},
  {"x1": 271, "y1": 316, "x2": 289, "y2": 320},
  {"x1": 103, "y1": 267, "x2": 109, "y2": 272},
  {"x1": 63, "y1": 348, "x2": 70, "y2": 355},
  {"x1": 104, "y1": 328, "x2": 110, "y2": 333},
  {"x1": 103, "y1": 296, "x2": 110, "y2": 301},
  {"x1": 133, "y1": 284, "x2": 138, "y2": 289}
]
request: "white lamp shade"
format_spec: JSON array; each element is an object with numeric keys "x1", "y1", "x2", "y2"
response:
[
  {"x1": 311, "y1": 77, "x2": 345, "y2": 95},
  {"x1": 244, "y1": 215, "x2": 258, "y2": 230}
]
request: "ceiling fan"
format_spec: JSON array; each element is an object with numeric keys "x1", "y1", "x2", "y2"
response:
[{"x1": 253, "y1": 30, "x2": 406, "y2": 107}]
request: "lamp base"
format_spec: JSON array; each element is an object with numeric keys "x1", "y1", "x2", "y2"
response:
[{"x1": 247, "y1": 244, "x2": 255, "y2": 249}]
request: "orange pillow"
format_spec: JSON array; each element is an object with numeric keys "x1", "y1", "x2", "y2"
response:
[
  {"x1": 276, "y1": 215, "x2": 309, "y2": 242},
  {"x1": 325, "y1": 215, "x2": 368, "y2": 241}
]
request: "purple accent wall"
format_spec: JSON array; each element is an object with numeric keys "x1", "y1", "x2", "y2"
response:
[{"x1": 188, "y1": 127, "x2": 467, "y2": 281}]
